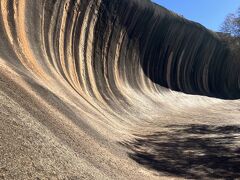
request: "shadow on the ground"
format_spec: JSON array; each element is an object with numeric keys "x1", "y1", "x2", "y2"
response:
[{"x1": 121, "y1": 125, "x2": 240, "y2": 179}]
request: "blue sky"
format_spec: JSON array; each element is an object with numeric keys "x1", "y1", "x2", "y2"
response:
[{"x1": 152, "y1": 0, "x2": 240, "y2": 31}]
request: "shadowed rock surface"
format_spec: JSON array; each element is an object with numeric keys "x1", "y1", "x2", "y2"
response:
[
  {"x1": 0, "y1": 0, "x2": 239, "y2": 179},
  {"x1": 122, "y1": 125, "x2": 240, "y2": 179}
]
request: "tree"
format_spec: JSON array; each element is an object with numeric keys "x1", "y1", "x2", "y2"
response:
[
  {"x1": 220, "y1": 7, "x2": 240, "y2": 58},
  {"x1": 221, "y1": 8, "x2": 240, "y2": 37}
]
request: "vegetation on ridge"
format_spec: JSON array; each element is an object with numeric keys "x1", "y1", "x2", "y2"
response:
[{"x1": 220, "y1": 6, "x2": 240, "y2": 58}]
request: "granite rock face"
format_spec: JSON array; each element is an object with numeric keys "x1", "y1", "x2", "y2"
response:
[
  {"x1": 0, "y1": 0, "x2": 239, "y2": 179},
  {"x1": 95, "y1": 0, "x2": 240, "y2": 99}
]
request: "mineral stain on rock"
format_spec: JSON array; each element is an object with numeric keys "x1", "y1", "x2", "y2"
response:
[{"x1": 0, "y1": 0, "x2": 239, "y2": 179}]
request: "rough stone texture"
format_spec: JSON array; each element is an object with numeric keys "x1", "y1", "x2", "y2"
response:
[{"x1": 0, "y1": 0, "x2": 239, "y2": 179}]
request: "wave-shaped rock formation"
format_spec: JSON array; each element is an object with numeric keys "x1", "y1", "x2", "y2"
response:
[{"x1": 0, "y1": 0, "x2": 240, "y2": 179}]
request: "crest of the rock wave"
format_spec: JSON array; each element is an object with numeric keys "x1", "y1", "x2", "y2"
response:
[{"x1": 0, "y1": 0, "x2": 239, "y2": 179}]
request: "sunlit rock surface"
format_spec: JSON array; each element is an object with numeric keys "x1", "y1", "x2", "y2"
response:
[{"x1": 0, "y1": 0, "x2": 239, "y2": 179}]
